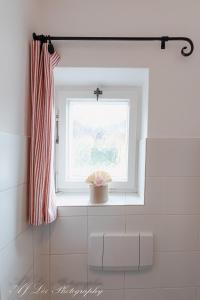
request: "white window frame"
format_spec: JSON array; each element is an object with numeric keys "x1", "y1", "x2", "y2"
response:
[{"x1": 55, "y1": 86, "x2": 141, "y2": 193}]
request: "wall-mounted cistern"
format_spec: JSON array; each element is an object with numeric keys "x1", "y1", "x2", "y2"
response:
[{"x1": 88, "y1": 232, "x2": 153, "y2": 271}]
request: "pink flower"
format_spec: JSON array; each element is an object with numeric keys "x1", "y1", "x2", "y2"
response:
[
  {"x1": 95, "y1": 176, "x2": 104, "y2": 186},
  {"x1": 86, "y1": 171, "x2": 112, "y2": 187}
]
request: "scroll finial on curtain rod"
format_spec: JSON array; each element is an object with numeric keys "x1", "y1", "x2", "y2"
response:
[{"x1": 32, "y1": 33, "x2": 194, "y2": 57}]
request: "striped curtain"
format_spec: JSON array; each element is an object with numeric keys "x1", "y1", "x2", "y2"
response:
[{"x1": 29, "y1": 40, "x2": 60, "y2": 226}]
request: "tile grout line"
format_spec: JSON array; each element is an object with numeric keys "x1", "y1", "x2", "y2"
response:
[{"x1": 0, "y1": 182, "x2": 27, "y2": 193}]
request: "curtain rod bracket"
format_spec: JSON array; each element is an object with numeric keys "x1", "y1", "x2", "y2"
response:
[{"x1": 161, "y1": 36, "x2": 169, "y2": 50}]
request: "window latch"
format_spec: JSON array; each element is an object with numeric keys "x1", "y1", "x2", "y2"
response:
[{"x1": 56, "y1": 112, "x2": 59, "y2": 144}]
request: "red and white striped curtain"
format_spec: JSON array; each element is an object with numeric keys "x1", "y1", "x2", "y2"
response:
[{"x1": 29, "y1": 40, "x2": 60, "y2": 226}]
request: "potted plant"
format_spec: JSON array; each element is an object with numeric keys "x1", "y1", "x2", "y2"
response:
[{"x1": 86, "y1": 171, "x2": 112, "y2": 204}]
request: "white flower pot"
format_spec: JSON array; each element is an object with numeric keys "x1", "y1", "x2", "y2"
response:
[{"x1": 89, "y1": 185, "x2": 108, "y2": 204}]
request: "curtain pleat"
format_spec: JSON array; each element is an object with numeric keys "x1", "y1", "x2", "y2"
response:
[{"x1": 29, "y1": 40, "x2": 60, "y2": 226}]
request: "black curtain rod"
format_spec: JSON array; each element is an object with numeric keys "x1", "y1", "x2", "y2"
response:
[{"x1": 32, "y1": 32, "x2": 194, "y2": 57}]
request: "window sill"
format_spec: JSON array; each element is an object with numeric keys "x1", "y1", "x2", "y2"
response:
[{"x1": 56, "y1": 192, "x2": 144, "y2": 207}]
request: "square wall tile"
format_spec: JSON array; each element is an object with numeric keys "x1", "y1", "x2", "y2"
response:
[
  {"x1": 126, "y1": 214, "x2": 200, "y2": 251},
  {"x1": 50, "y1": 254, "x2": 87, "y2": 289},
  {"x1": 88, "y1": 204, "x2": 125, "y2": 216},
  {"x1": 88, "y1": 216, "x2": 126, "y2": 237},
  {"x1": 0, "y1": 133, "x2": 28, "y2": 191},
  {"x1": 0, "y1": 184, "x2": 28, "y2": 250},
  {"x1": 125, "y1": 251, "x2": 200, "y2": 289},
  {"x1": 125, "y1": 177, "x2": 200, "y2": 215},
  {"x1": 125, "y1": 288, "x2": 196, "y2": 300},
  {"x1": 34, "y1": 254, "x2": 49, "y2": 285},
  {"x1": 58, "y1": 206, "x2": 87, "y2": 217},
  {"x1": 146, "y1": 138, "x2": 200, "y2": 177},
  {"x1": 196, "y1": 287, "x2": 200, "y2": 300},
  {"x1": 0, "y1": 228, "x2": 33, "y2": 300},
  {"x1": 9, "y1": 267, "x2": 35, "y2": 300},
  {"x1": 88, "y1": 289, "x2": 123, "y2": 300},
  {"x1": 50, "y1": 217, "x2": 87, "y2": 254},
  {"x1": 33, "y1": 225, "x2": 50, "y2": 255},
  {"x1": 88, "y1": 267, "x2": 124, "y2": 290}
]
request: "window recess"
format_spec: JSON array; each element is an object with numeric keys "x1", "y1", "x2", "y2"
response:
[{"x1": 55, "y1": 87, "x2": 142, "y2": 193}]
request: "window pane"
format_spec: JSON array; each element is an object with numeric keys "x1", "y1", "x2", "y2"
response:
[{"x1": 67, "y1": 100, "x2": 130, "y2": 182}]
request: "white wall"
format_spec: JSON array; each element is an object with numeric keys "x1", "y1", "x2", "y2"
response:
[
  {"x1": 33, "y1": 1, "x2": 200, "y2": 300},
  {"x1": 35, "y1": 0, "x2": 200, "y2": 138},
  {"x1": 0, "y1": 0, "x2": 199, "y2": 299},
  {"x1": 0, "y1": 1, "x2": 39, "y2": 299}
]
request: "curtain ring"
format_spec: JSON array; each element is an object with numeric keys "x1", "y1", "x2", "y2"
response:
[{"x1": 48, "y1": 36, "x2": 55, "y2": 54}]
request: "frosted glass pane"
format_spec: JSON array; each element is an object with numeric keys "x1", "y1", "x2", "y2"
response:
[{"x1": 67, "y1": 100, "x2": 130, "y2": 182}]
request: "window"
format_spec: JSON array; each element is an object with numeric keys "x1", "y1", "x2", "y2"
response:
[
  {"x1": 55, "y1": 87, "x2": 140, "y2": 193},
  {"x1": 68, "y1": 101, "x2": 129, "y2": 182}
]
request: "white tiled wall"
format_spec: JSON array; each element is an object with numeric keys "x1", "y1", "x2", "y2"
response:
[
  {"x1": 50, "y1": 217, "x2": 87, "y2": 254},
  {"x1": 0, "y1": 0, "x2": 37, "y2": 297},
  {"x1": 125, "y1": 288, "x2": 197, "y2": 300},
  {"x1": 0, "y1": 133, "x2": 28, "y2": 191},
  {"x1": 32, "y1": 138, "x2": 200, "y2": 300},
  {"x1": 28, "y1": 0, "x2": 200, "y2": 297},
  {"x1": 1, "y1": 0, "x2": 199, "y2": 299},
  {"x1": 146, "y1": 139, "x2": 200, "y2": 177},
  {"x1": 0, "y1": 134, "x2": 33, "y2": 300}
]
